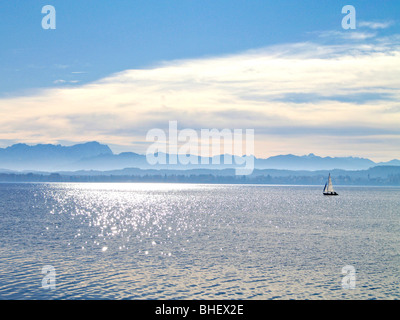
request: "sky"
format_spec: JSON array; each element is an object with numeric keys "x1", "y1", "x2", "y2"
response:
[{"x1": 0, "y1": 0, "x2": 399, "y2": 161}]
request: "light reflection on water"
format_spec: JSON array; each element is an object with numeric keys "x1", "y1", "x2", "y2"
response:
[{"x1": 0, "y1": 183, "x2": 399, "y2": 299}]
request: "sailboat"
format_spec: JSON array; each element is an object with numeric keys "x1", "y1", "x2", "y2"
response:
[{"x1": 323, "y1": 173, "x2": 338, "y2": 196}]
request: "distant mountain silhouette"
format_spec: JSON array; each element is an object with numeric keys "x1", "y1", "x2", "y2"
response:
[
  {"x1": 0, "y1": 141, "x2": 112, "y2": 171},
  {"x1": 0, "y1": 141, "x2": 398, "y2": 171},
  {"x1": 380, "y1": 159, "x2": 400, "y2": 166},
  {"x1": 254, "y1": 153, "x2": 376, "y2": 170}
]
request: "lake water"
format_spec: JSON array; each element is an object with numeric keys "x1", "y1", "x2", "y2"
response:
[{"x1": 0, "y1": 183, "x2": 399, "y2": 300}]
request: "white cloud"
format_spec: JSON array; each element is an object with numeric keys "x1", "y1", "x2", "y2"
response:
[
  {"x1": 53, "y1": 79, "x2": 66, "y2": 84},
  {"x1": 53, "y1": 79, "x2": 80, "y2": 85},
  {"x1": 1, "y1": 36, "x2": 400, "y2": 161},
  {"x1": 315, "y1": 30, "x2": 377, "y2": 40},
  {"x1": 358, "y1": 20, "x2": 395, "y2": 30}
]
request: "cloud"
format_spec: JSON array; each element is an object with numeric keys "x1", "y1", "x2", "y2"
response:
[
  {"x1": 315, "y1": 30, "x2": 377, "y2": 40},
  {"x1": 53, "y1": 79, "x2": 66, "y2": 84},
  {"x1": 53, "y1": 79, "x2": 80, "y2": 84},
  {"x1": 1, "y1": 35, "x2": 400, "y2": 161},
  {"x1": 358, "y1": 20, "x2": 395, "y2": 30}
]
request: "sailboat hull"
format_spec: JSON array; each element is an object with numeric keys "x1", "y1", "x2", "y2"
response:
[{"x1": 323, "y1": 192, "x2": 338, "y2": 196}]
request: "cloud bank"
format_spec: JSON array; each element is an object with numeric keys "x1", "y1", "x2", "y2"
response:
[{"x1": 1, "y1": 35, "x2": 400, "y2": 161}]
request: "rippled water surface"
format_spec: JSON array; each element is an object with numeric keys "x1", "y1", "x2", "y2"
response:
[{"x1": 0, "y1": 183, "x2": 399, "y2": 299}]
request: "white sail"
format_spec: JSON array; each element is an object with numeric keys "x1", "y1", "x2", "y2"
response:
[
  {"x1": 327, "y1": 174, "x2": 334, "y2": 192},
  {"x1": 323, "y1": 173, "x2": 338, "y2": 195}
]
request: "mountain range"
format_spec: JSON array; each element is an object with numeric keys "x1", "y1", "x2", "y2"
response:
[{"x1": 0, "y1": 141, "x2": 399, "y2": 172}]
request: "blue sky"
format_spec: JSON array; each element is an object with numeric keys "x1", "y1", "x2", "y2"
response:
[
  {"x1": 1, "y1": 0, "x2": 398, "y2": 95},
  {"x1": 0, "y1": 1, "x2": 400, "y2": 161}
]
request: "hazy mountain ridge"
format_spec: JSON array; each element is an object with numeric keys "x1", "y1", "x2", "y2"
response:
[
  {"x1": 254, "y1": 153, "x2": 377, "y2": 170},
  {"x1": 0, "y1": 141, "x2": 398, "y2": 171},
  {"x1": 0, "y1": 142, "x2": 113, "y2": 171}
]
